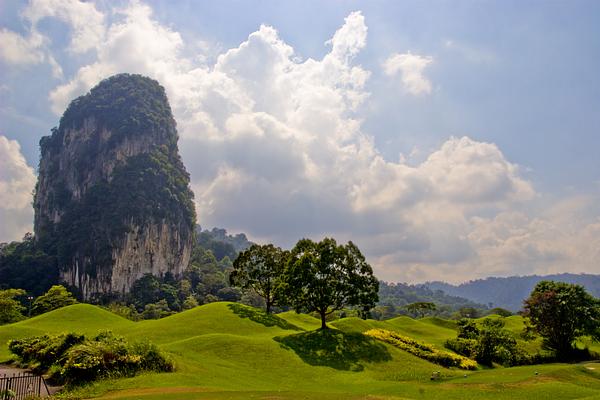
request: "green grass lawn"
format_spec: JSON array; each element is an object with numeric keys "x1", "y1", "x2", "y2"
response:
[{"x1": 1, "y1": 303, "x2": 599, "y2": 400}]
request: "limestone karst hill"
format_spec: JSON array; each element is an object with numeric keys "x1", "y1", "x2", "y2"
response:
[{"x1": 33, "y1": 74, "x2": 195, "y2": 299}]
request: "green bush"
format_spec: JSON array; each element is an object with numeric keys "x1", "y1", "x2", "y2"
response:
[
  {"x1": 9, "y1": 332, "x2": 85, "y2": 371},
  {"x1": 8, "y1": 331, "x2": 173, "y2": 385},
  {"x1": 445, "y1": 338, "x2": 477, "y2": 358},
  {"x1": 446, "y1": 318, "x2": 538, "y2": 367},
  {"x1": 0, "y1": 289, "x2": 26, "y2": 324}
]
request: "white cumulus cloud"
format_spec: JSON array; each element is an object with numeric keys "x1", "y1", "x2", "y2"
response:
[
  {"x1": 0, "y1": 0, "x2": 105, "y2": 76},
  {"x1": 0, "y1": 29, "x2": 46, "y2": 65},
  {"x1": 383, "y1": 52, "x2": 433, "y2": 95},
  {"x1": 22, "y1": 0, "x2": 105, "y2": 54},
  {"x1": 0, "y1": 136, "x2": 36, "y2": 242}
]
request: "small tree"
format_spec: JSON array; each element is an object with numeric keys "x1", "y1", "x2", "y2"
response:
[
  {"x1": 457, "y1": 318, "x2": 479, "y2": 339},
  {"x1": 129, "y1": 274, "x2": 161, "y2": 310},
  {"x1": 230, "y1": 244, "x2": 287, "y2": 313},
  {"x1": 475, "y1": 318, "x2": 518, "y2": 366},
  {"x1": 447, "y1": 318, "x2": 522, "y2": 366},
  {"x1": 282, "y1": 238, "x2": 379, "y2": 329},
  {"x1": 487, "y1": 307, "x2": 513, "y2": 317},
  {"x1": 31, "y1": 285, "x2": 77, "y2": 315},
  {"x1": 405, "y1": 302, "x2": 437, "y2": 318},
  {"x1": 0, "y1": 289, "x2": 26, "y2": 324},
  {"x1": 141, "y1": 299, "x2": 172, "y2": 319},
  {"x1": 457, "y1": 307, "x2": 479, "y2": 319},
  {"x1": 523, "y1": 280, "x2": 600, "y2": 359},
  {"x1": 182, "y1": 295, "x2": 199, "y2": 310}
]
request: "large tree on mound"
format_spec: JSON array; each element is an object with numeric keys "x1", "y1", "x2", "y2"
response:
[
  {"x1": 229, "y1": 244, "x2": 287, "y2": 313},
  {"x1": 282, "y1": 238, "x2": 378, "y2": 329},
  {"x1": 523, "y1": 280, "x2": 600, "y2": 359}
]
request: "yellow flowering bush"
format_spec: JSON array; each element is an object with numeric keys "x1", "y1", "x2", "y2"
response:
[{"x1": 365, "y1": 329, "x2": 477, "y2": 370}]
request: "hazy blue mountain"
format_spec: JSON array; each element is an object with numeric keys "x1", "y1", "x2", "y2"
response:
[{"x1": 426, "y1": 273, "x2": 600, "y2": 311}]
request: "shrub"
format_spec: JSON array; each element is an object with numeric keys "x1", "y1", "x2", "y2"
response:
[
  {"x1": 447, "y1": 318, "x2": 536, "y2": 367},
  {"x1": 365, "y1": 329, "x2": 477, "y2": 370},
  {"x1": 141, "y1": 299, "x2": 173, "y2": 319},
  {"x1": 0, "y1": 289, "x2": 26, "y2": 324},
  {"x1": 9, "y1": 333, "x2": 85, "y2": 371},
  {"x1": 105, "y1": 303, "x2": 140, "y2": 321},
  {"x1": 8, "y1": 331, "x2": 173, "y2": 385},
  {"x1": 445, "y1": 338, "x2": 477, "y2": 358}
]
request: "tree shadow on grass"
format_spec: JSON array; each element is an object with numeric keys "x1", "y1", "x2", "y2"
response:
[
  {"x1": 275, "y1": 329, "x2": 392, "y2": 371},
  {"x1": 227, "y1": 303, "x2": 302, "y2": 331}
]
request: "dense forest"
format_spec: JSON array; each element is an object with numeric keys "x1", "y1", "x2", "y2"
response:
[
  {"x1": 375, "y1": 282, "x2": 487, "y2": 319},
  {"x1": 0, "y1": 226, "x2": 252, "y2": 316}
]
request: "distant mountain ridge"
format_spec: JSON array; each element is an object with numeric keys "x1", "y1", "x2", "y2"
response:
[
  {"x1": 426, "y1": 273, "x2": 600, "y2": 311},
  {"x1": 377, "y1": 281, "x2": 486, "y2": 318}
]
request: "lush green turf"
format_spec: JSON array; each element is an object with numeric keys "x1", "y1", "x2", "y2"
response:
[{"x1": 1, "y1": 303, "x2": 599, "y2": 399}]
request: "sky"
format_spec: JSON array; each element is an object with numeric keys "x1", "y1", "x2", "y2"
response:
[{"x1": 1, "y1": 0, "x2": 599, "y2": 284}]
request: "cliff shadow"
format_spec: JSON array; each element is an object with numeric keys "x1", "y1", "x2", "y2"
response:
[{"x1": 274, "y1": 329, "x2": 392, "y2": 371}]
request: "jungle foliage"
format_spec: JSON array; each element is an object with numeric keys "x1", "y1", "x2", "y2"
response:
[{"x1": 0, "y1": 234, "x2": 58, "y2": 296}]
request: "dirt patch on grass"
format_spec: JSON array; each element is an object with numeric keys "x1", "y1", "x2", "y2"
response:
[
  {"x1": 440, "y1": 375, "x2": 556, "y2": 390},
  {"x1": 99, "y1": 387, "x2": 213, "y2": 399}
]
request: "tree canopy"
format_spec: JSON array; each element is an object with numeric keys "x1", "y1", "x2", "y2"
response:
[
  {"x1": 523, "y1": 280, "x2": 600, "y2": 359},
  {"x1": 230, "y1": 244, "x2": 287, "y2": 313},
  {"x1": 0, "y1": 288, "x2": 26, "y2": 324},
  {"x1": 32, "y1": 285, "x2": 77, "y2": 315},
  {"x1": 405, "y1": 302, "x2": 437, "y2": 318},
  {"x1": 282, "y1": 238, "x2": 379, "y2": 329}
]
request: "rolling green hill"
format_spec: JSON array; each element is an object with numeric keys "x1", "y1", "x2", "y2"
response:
[{"x1": 1, "y1": 303, "x2": 599, "y2": 400}]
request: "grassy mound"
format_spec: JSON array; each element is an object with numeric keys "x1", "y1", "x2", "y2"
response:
[
  {"x1": 118, "y1": 303, "x2": 302, "y2": 345},
  {"x1": 1, "y1": 302, "x2": 599, "y2": 399},
  {"x1": 275, "y1": 329, "x2": 391, "y2": 371}
]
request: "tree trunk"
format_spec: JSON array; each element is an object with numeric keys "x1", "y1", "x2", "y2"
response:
[
  {"x1": 555, "y1": 339, "x2": 573, "y2": 361},
  {"x1": 266, "y1": 301, "x2": 271, "y2": 314},
  {"x1": 320, "y1": 310, "x2": 328, "y2": 329}
]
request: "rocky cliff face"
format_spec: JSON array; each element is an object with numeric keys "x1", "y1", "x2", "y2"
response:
[{"x1": 34, "y1": 74, "x2": 196, "y2": 300}]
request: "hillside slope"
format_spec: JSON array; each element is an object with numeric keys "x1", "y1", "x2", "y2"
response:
[{"x1": 1, "y1": 303, "x2": 599, "y2": 400}]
